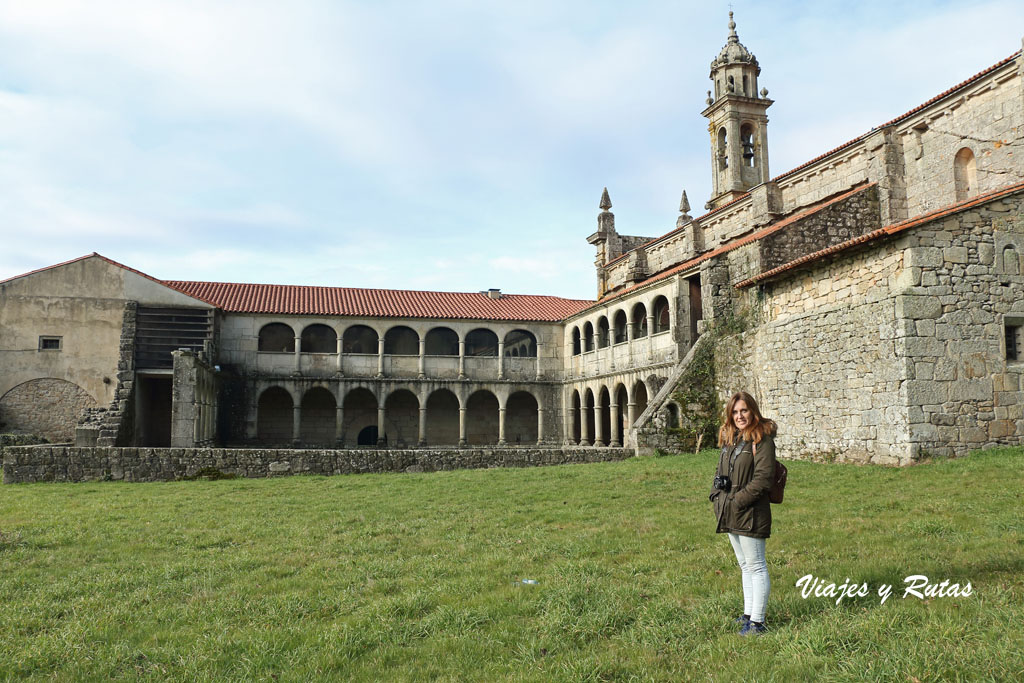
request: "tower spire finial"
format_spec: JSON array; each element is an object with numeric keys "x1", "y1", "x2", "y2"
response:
[
  {"x1": 599, "y1": 187, "x2": 612, "y2": 211},
  {"x1": 727, "y1": 11, "x2": 738, "y2": 43}
]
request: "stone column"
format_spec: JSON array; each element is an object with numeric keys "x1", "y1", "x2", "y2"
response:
[
  {"x1": 336, "y1": 335, "x2": 344, "y2": 375},
  {"x1": 458, "y1": 339, "x2": 466, "y2": 379},
  {"x1": 377, "y1": 405, "x2": 386, "y2": 446},
  {"x1": 335, "y1": 402, "x2": 345, "y2": 445},
  {"x1": 611, "y1": 402, "x2": 621, "y2": 446},
  {"x1": 418, "y1": 337, "x2": 426, "y2": 378},
  {"x1": 459, "y1": 407, "x2": 467, "y2": 446},
  {"x1": 537, "y1": 407, "x2": 545, "y2": 444},
  {"x1": 627, "y1": 401, "x2": 637, "y2": 447},
  {"x1": 535, "y1": 342, "x2": 543, "y2": 380},
  {"x1": 498, "y1": 341, "x2": 505, "y2": 379},
  {"x1": 376, "y1": 337, "x2": 385, "y2": 377},
  {"x1": 593, "y1": 402, "x2": 603, "y2": 447},
  {"x1": 581, "y1": 402, "x2": 591, "y2": 446},
  {"x1": 626, "y1": 320, "x2": 634, "y2": 367},
  {"x1": 646, "y1": 314, "x2": 655, "y2": 360},
  {"x1": 418, "y1": 406, "x2": 427, "y2": 446},
  {"x1": 562, "y1": 389, "x2": 573, "y2": 446},
  {"x1": 294, "y1": 336, "x2": 302, "y2": 374},
  {"x1": 498, "y1": 407, "x2": 507, "y2": 445},
  {"x1": 292, "y1": 403, "x2": 301, "y2": 445}
]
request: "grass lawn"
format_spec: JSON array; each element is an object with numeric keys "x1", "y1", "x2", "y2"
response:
[{"x1": 1, "y1": 447, "x2": 1022, "y2": 681}]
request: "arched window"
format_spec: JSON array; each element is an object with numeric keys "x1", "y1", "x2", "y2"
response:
[
  {"x1": 954, "y1": 147, "x2": 977, "y2": 201},
  {"x1": 653, "y1": 296, "x2": 671, "y2": 334},
  {"x1": 631, "y1": 302, "x2": 648, "y2": 338},
  {"x1": 572, "y1": 327, "x2": 581, "y2": 355},
  {"x1": 258, "y1": 323, "x2": 295, "y2": 353},
  {"x1": 740, "y1": 123, "x2": 755, "y2": 167},
  {"x1": 613, "y1": 310, "x2": 628, "y2": 344},
  {"x1": 742, "y1": 75, "x2": 748, "y2": 96},
  {"x1": 465, "y1": 329, "x2": 498, "y2": 356},
  {"x1": 504, "y1": 329, "x2": 537, "y2": 357},
  {"x1": 666, "y1": 403, "x2": 680, "y2": 429},
  {"x1": 583, "y1": 321, "x2": 594, "y2": 352},
  {"x1": 342, "y1": 325, "x2": 378, "y2": 354},
  {"x1": 1004, "y1": 246, "x2": 1020, "y2": 275},
  {"x1": 424, "y1": 327, "x2": 459, "y2": 356},
  {"x1": 384, "y1": 326, "x2": 419, "y2": 355},
  {"x1": 301, "y1": 324, "x2": 336, "y2": 353},
  {"x1": 718, "y1": 127, "x2": 728, "y2": 169},
  {"x1": 597, "y1": 316, "x2": 610, "y2": 348}
]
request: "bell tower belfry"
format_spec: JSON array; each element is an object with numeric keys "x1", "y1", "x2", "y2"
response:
[{"x1": 702, "y1": 12, "x2": 772, "y2": 210}]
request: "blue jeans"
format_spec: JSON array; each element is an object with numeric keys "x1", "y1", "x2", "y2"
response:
[{"x1": 728, "y1": 533, "x2": 770, "y2": 623}]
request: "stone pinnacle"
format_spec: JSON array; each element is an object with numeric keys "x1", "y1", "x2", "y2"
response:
[
  {"x1": 679, "y1": 190, "x2": 691, "y2": 214},
  {"x1": 599, "y1": 187, "x2": 612, "y2": 211},
  {"x1": 728, "y1": 11, "x2": 738, "y2": 43}
]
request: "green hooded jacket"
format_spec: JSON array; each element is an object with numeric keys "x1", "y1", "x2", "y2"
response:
[{"x1": 710, "y1": 434, "x2": 777, "y2": 539}]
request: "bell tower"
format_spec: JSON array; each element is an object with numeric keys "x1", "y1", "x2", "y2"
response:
[{"x1": 702, "y1": 12, "x2": 772, "y2": 210}]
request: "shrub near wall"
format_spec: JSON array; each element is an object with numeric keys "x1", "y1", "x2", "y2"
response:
[{"x1": 1, "y1": 446, "x2": 634, "y2": 484}]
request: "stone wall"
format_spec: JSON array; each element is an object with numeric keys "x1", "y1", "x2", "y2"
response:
[
  {"x1": 2, "y1": 445, "x2": 634, "y2": 484},
  {"x1": 0, "y1": 378, "x2": 97, "y2": 443}
]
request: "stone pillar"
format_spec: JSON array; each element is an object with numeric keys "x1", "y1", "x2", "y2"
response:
[
  {"x1": 498, "y1": 341, "x2": 505, "y2": 379},
  {"x1": 294, "y1": 336, "x2": 302, "y2": 374},
  {"x1": 646, "y1": 314, "x2": 655, "y2": 360},
  {"x1": 418, "y1": 406, "x2": 427, "y2": 446},
  {"x1": 336, "y1": 335, "x2": 344, "y2": 375},
  {"x1": 627, "y1": 401, "x2": 637, "y2": 447},
  {"x1": 376, "y1": 337, "x2": 385, "y2": 377},
  {"x1": 498, "y1": 407, "x2": 507, "y2": 445},
  {"x1": 377, "y1": 405, "x2": 386, "y2": 446},
  {"x1": 458, "y1": 339, "x2": 466, "y2": 379},
  {"x1": 535, "y1": 342, "x2": 543, "y2": 380},
  {"x1": 335, "y1": 402, "x2": 345, "y2": 445},
  {"x1": 418, "y1": 338, "x2": 426, "y2": 378},
  {"x1": 626, "y1": 320, "x2": 635, "y2": 367},
  {"x1": 537, "y1": 407, "x2": 545, "y2": 444},
  {"x1": 459, "y1": 407, "x2": 467, "y2": 446},
  {"x1": 581, "y1": 402, "x2": 591, "y2": 446},
  {"x1": 562, "y1": 389, "x2": 573, "y2": 446},
  {"x1": 593, "y1": 402, "x2": 603, "y2": 447},
  {"x1": 292, "y1": 403, "x2": 301, "y2": 445},
  {"x1": 611, "y1": 402, "x2": 621, "y2": 446}
]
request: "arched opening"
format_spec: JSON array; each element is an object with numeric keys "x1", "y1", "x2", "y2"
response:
[
  {"x1": 718, "y1": 127, "x2": 728, "y2": 169},
  {"x1": 613, "y1": 310, "x2": 628, "y2": 344},
  {"x1": 582, "y1": 321, "x2": 594, "y2": 352},
  {"x1": 300, "y1": 387, "x2": 336, "y2": 445},
  {"x1": 384, "y1": 326, "x2": 419, "y2": 355},
  {"x1": 615, "y1": 384, "x2": 628, "y2": 445},
  {"x1": 465, "y1": 329, "x2": 499, "y2": 356},
  {"x1": 666, "y1": 402, "x2": 680, "y2": 429},
  {"x1": 425, "y1": 327, "x2": 459, "y2": 356},
  {"x1": 466, "y1": 390, "x2": 499, "y2": 444},
  {"x1": 584, "y1": 389, "x2": 595, "y2": 444},
  {"x1": 632, "y1": 302, "x2": 648, "y2": 338},
  {"x1": 383, "y1": 389, "x2": 419, "y2": 447},
  {"x1": 342, "y1": 387, "x2": 377, "y2": 447},
  {"x1": 506, "y1": 391, "x2": 539, "y2": 445},
  {"x1": 740, "y1": 123, "x2": 755, "y2": 167},
  {"x1": 954, "y1": 147, "x2": 977, "y2": 201},
  {"x1": 258, "y1": 323, "x2": 295, "y2": 353},
  {"x1": 598, "y1": 387, "x2": 611, "y2": 447},
  {"x1": 0, "y1": 378, "x2": 98, "y2": 444},
  {"x1": 597, "y1": 317, "x2": 610, "y2": 348},
  {"x1": 504, "y1": 330, "x2": 537, "y2": 357},
  {"x1": 257, "y1": 387, "x2": 293, "y2": 444},
  {"x1": 1003, "y1": 246, "x2": 1020, "y2": 275},
  {"x1": 301, "y1": 324, "x2": 337, "y2": 353},
  {"x1": 742, "y1": 75, "x2": 748, "y2": 96},
  {"x1": 572, "y1": 327, "x2": 581, "y2": 355},
  {"x1": 425, "y1": 389, "x2": 460, "y2": 445},
  {"x1": 571, "y1": 390, "x2": 582, "y2": 444},
  {"x1": 632, "y1": 381, "x2": 648, "y2": 423},
  {"x1": 342, "y1": 325, "x2": 378, "y2": 355},
  {"x1": 357, "y1": 426, "x2": 378, "y2": 446},
  {"x1": 653, "y1": 296, "x2": 671, "y2": 334}
]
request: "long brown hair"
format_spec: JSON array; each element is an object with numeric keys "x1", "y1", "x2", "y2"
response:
[{"x1": 718, "y1": 391, "x2": 777, "y2": 446}]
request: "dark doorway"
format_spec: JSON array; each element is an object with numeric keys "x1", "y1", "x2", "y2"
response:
[
  {"x1": 688, "y1": 276, "x2": 703, "y2": 343},
  {"x1": 137, "y1": 375, "x2": 172, "y2": 446},
  {"x1": 357, "y1": 425, "x2": 379, "y2": 446}
]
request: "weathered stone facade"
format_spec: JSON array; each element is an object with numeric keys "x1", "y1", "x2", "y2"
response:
[{"x1": 0, "y1": 378, "x2": 97, "y2": 442}]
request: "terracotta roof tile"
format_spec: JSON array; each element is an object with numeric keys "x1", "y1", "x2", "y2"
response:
[{"x1": 162, "y1": 280, "x2": 593, "y2": 323}]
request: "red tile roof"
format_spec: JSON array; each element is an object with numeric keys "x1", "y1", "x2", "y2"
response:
[
  {"x1": 734, "y1": 179, "x2": 1024, "y2": 288},
  {"x1": 163, "y1": 280, "x2": 592, "y2": 322}
]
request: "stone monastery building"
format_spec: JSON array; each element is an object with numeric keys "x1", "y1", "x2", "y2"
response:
[{"x1": 3, "y1": 15, "x2": 1024, "y2": 466}]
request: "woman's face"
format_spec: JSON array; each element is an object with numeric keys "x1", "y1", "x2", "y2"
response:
[{"x1": 732, "y1": 400, "x2": 751, "y2": 431}]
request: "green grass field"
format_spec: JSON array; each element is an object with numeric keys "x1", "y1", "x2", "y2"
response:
[{"x1": 1, "y1": 448, "x2": 1022, "y2": 681}]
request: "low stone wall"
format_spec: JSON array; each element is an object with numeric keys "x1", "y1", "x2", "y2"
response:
[{"x1": 1, "y1": 445, "x2": 634, "y2": 484}]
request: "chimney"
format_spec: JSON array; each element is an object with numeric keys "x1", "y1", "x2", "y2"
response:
[{"x1": 486, "y1": 288, "x2": 502, "y2": 299}]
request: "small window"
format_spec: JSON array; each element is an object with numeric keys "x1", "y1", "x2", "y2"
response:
[
  {"x1": 39, "y1": 336, "x2": 62, "y2": 351},
  {"x1": 1007, "y1": 324, "x2": 1022, "y2": 362}
]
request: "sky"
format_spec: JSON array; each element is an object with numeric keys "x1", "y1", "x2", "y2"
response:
[{"x1": 1, "y1": 1, "x2": 1022, "y2": 301}]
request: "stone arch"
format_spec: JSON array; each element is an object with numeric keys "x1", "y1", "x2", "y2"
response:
[
  {"x1": 504, "y1": 329, "x2": 537, "y2": 357},
  {"x1": 506, "y1": 391, "x2": 538, "y2": 445},
  {"x1": 954, "y1": 147, "x2": 977, "y2": 201},
  {"x1": 425, "y1": 327, "x2": 459, "y2": 356},
  {"x1": 300, "y1": 387, "x2": 336, "y2": 445},
  {"x1": 718, "y1": 127, "x2": 728, "y2": 169},
  {"x1": 342, "y1": 325, "x2": 379, "y2": 355},
  {"x1": 258, "y1": 323, "x2": 295, "y2": 352},
  {"x1": 632, "y1": 380, "x2": 649, "y2": 424},
  {"x1": 465, "y1": 329, "x2": 499, "y2": 356},
  {"x1": 301, "y1": 324, "x2": 336, "y2": 354},
  {"x1": 384, "y1": 326, "x2": 419, "y2": 355},
  {"x1": 652, "y1": 295, "x2": 671, "y2": 334},
  {"x1": 583, "y1": 388, "x2": 596, "y2": 445},
  {"x1": 425, "y1": 388, "x2": 460, "y2": 445},
  {"x1": 613, "y1": 310, "x2": 628, "y2": 344},
  {"x1": 740, "y1": 122, "x2": 755, "y2": 167},
  {"x1": 582, "y1": 321, "x2": 594, "y2": 352},
  {"x1": 597, "y1": 316, "x2": 610, "y2": 348},
  {"x1": 632, "y1": 302, "x2": 648, "y2": 338},
  {"x1": 597, "y1": 386, "x2": 611, "y2": 447},
  {"x1": 466, "y1": 389, "x2": 499, "y2": 444},
  {"x1": 257, "y1": 386, "x2": 293, "y2": 444},
  {"x1": 665, "y1": 402, "x2": 680, "y2": 429},
  {"x1": 614, "y1": 383, "x2": 629, "y2": 445},
  {"x1": 0, "y1": 378, "x2": 98, "y2": 443},
  {"x1": 572, "y1": 327, "x2": 581, "y2": 355},
  {"x1": 383, "y1": 389, "x2": 419, "y2": 447},
  {"x1": 571, "y1": 389, "x2": 582, "y2": 444},
  {"x1": 342, "y1": 387, "x2": 378, "y2": 446}
]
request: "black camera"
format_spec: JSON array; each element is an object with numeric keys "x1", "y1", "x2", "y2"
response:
[{"x1": 713, "y1": 475, "x2": 732, "y2": 492}]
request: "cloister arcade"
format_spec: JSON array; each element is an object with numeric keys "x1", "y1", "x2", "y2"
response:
[
  {"x1": 564, "y1": 372, "x2": 666, "y2": 447},
  {"x1": 252, "y1": 380, "x2": 547, "y2": 448}
]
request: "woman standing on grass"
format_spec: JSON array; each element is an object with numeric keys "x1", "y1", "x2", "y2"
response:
[{"x1": 710, "y1": 391, "x2": 778, "y2": 636}]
